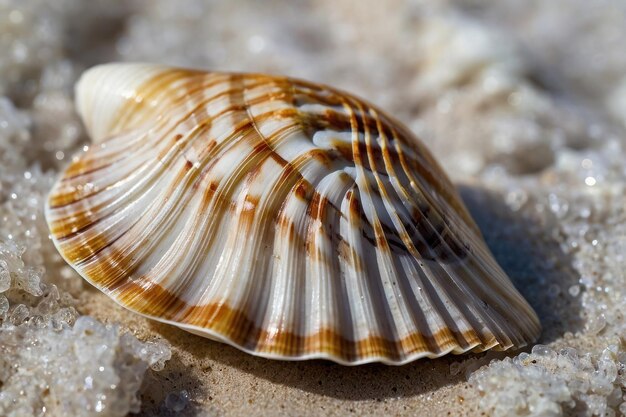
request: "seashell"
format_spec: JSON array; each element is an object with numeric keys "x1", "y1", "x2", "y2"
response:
[{"x1": 45, "y1": 63, "x2": 540, "y2": 365}]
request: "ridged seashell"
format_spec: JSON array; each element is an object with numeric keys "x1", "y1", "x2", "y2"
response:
[{"x1": 46, "y1": 63, "x2": 540, "y2": 365}]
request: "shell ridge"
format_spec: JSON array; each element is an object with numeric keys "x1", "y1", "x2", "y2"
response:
[
  {"x1": 232, "y1": 166, "x2": 300, "y2": 350},
  {"x1": 366, "y1": 175, "x2": 454, "y2": 351},
  {"x1": 437, "y1": 261, "x2": 515, "y2": 348},
  {"x1": 216, "y1": 79, "x2": 324, "y2": 351},
  {"x1": 51, "y1": 131, "x2": 177, "y2": 236},
  {"x1": 398, "y1": 255, "x2": 467, "y2": 352},
  {"x1": 91, "y1": 164, "x2": 196, "y2": 285},
  {"x1": 239, "y1": 77, "x2": 330, "y2": 353},
  {"x1": 52, "y1": 95, "x2": 219, "y2": 230},
  {"x1": 419, "y1": 260, "x2": 496, "y2": 348},
  {"x1": 391, "y1": 250, "x2": 454, "y2": 354},
  {"x1": 264, "y1": 178, "x2": 313, "y2": 354},
  {"x1": 372, "y1": 116, "x2": 537, "y2": 345},
  {"x1": 49, "y1": 130, "x2": 153, "y2": 209},
  {"x1": 358, "y1": 95, "x2": 448, "y2": 357},
  {"x1": 77, "y1": 112, "x2": 234, "y2": 290},
  {"x1": 58, "y1": 129, "x2": 151, "y2": 183},
  {"x1": 132, "y1": 168, "x2": 227, "y2": 316},
  {"x1": 350, "y1": 96, "x2": 423, "y2": 355},
  {"x1": 338, "y1": 95, "x2": 405, "y2": 350},
  {"x1": 310, "y1": 171, "x2": 357, "y2": 351},
  {"x1": 366, "y1": 106, "x2": 451, "y2": 262},
  {"x1": 387, "y1": 118, "x2": 480, "y2": 233},
  {"x1": 339, "y1": 186, "x2": 380, "y2": 350},
  {"x1": 394, "y1": 184, "x2": 521, "y2": 347},
  {"x1": 345, "y1": 189, "x2": 397, "y2": 353}
]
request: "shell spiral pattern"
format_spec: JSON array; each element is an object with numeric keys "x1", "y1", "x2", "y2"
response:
[{"x1": 46, "y1": 63, "x2": 540, "y2": 365}]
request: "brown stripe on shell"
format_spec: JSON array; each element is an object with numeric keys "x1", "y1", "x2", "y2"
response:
[{"x1": 115, "y1": 278, "x2": 493, "y2": 362}]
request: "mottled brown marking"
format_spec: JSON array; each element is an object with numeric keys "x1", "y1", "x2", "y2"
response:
[
  {"x1": 247, "y1": 91, "x2": 291, "y2": 107},
  {"x1": 348, "y1": 190, "x2": 360, "y2": 215},
  {"x1": 238, "y1": 194, "x2": 259, "y2": 221},
  {"x1": 373, "y1": 221, "x2": 389, "y2": 250},
  {"x1": 294, "y1": 182, "x2": 308, "y2": 200},
  {"x1": 292, "y1": 148, "x2": 335, "y2": 169},
  {"x1": 332, "y1": 140, "x2": 353, "y2": 163},
  {"x1": 207, "y1": 181, "x2": 218, "y2": 194},
  {"x1": 337, "y1": 237, "x2": 362, "y2": 273},
  {"x1": 366, "y1": 142, "x2": 387, "y2": 173},
  {"x1": 307, "y1": 191, "x2": 329, "y2": 222},
  {"x1": 212, "y1": 103, "x2": 248, "y2": 121},
  {"x1": 252, "y1": 140, "x2": 272, "y2": 156}
]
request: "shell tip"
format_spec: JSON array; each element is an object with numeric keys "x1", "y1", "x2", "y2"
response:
[{"x1": 75, "y1": 62, "x2": 168, "y2": 142}]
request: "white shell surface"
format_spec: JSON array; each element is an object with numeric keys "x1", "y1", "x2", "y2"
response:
[{"x1": 46, "y1": 63, "x2": 541, "y2": 365}]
